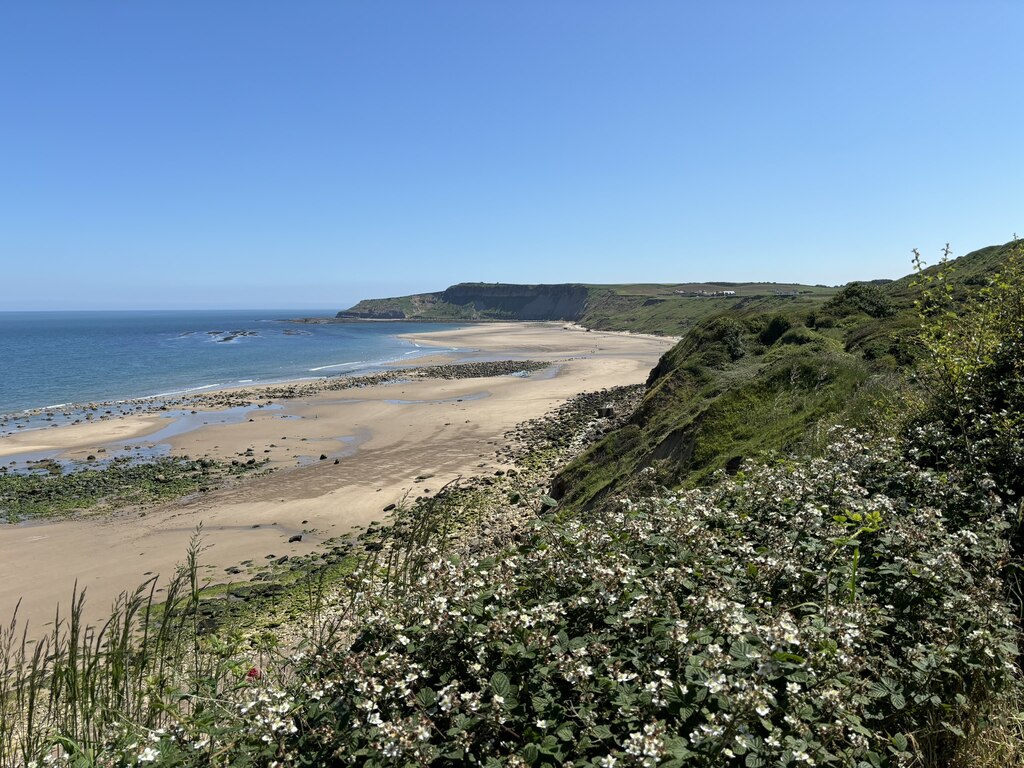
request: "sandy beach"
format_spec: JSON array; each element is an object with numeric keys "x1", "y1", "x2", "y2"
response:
[{"x1": 0, "y1": 322, "x2": 674, "y2": 629}]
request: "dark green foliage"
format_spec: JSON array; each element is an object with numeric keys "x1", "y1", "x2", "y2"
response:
[
  {"x1": 824, "y1": 282, "x2": 895, "y2": 319},
  {"x1": 758, "y1": 314, "x2": 792, "y2": 345}
]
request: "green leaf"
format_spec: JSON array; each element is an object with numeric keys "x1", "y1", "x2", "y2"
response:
[
  {"x1": 568, "y1": 636, "x2": 588, "y2": 651},
  {"x1": 522, "y1": 744, "x2": 540, "y2": 764},
  {"x1": 890, "y1": 692, "x2": 906, "y2": 710},
  {"x1": 891, "y1": 733, "x2": 908, "y2": 752},
  {"x1": 665, "y1": 737, "x2": 693, "y2": 759},
  {"x1": 591, "y1": 724, "x2": 613, "y2": 740},
  {"x1": 491, "y1": 671, "x2": 512, "y2": 698},
  {"x1": 416, "y1": 687, "x2": 437, "y2": 708},
  {"x1": 539, "y1": 735, "x2": 560, "y2": 754}
]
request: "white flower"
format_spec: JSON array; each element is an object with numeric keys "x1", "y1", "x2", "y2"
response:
[{"x1": 137, "y1": 746, "x2": 159, "y2": 763}]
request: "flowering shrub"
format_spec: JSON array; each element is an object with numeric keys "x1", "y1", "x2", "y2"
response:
[{"x1": 252, "y1": 431, "x2": 1014, "y2": 767}]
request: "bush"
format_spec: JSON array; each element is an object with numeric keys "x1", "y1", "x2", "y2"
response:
[
  {"x1": 114, "y1": 432, "x2": 1013, "y2": 767},
  {"x1": 759, "y1": 315, "x2": 793, "y2": 346},
  {"x1": 824, "y1": 283, "x2": 894, "y2": 320},
  {"x1": 909, "y1": 241, "x2": 1024, "y2": 503}
]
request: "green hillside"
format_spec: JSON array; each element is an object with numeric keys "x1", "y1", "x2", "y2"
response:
[{"x1": 551, "y1": 240, "x2": 1021, "y2": 509}]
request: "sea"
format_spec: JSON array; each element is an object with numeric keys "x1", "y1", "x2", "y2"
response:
[{"x1": 0, "y1": 310, "x2": 467, "y2": 417}]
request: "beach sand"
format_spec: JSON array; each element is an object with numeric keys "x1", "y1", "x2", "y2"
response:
[{"x1": 0, "y1": 322, "x2": 674, "y2": 629}]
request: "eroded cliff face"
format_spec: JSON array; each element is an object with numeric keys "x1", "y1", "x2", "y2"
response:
[
  {"x1": 338, "y1": 283, "x2": 590, "y2": 321},
  {"x1": 438, "y1": 283, "x2": 589, "y2": 321}
]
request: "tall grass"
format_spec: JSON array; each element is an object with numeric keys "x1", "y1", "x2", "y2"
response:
[
  {"x1": 0, "y1": 481, "x2": 463, "y2": 766},
  {"x1": 0, "y1": 527, "x2": 273, "y2": 766}
]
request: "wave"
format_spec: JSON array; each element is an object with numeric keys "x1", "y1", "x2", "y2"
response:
[
  {"x1": 144, "y1": 382, "x2": 227, "y2": 399},
  {"x1": 308, "y1": 360, "x2": 369, "y2": 372}
]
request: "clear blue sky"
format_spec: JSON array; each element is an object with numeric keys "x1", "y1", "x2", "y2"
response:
[{"x1": 1, "y1": 1, "x2": 1020, "y2": 310}]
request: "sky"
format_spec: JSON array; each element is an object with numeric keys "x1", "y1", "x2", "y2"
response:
[{"x1": 1, "y1": 1, "x2": 1021, "y2": 311}]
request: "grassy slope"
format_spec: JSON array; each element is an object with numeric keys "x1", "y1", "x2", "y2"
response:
[{"x1": 551, "y1": 241, "x2": 1020, "y2": 509}]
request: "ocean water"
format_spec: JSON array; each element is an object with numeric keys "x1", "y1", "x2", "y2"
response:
[{"x1": 0, "y1": 310, "x2": 466, "y2": 416}]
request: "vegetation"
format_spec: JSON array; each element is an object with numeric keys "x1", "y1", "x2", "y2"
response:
[
  {"x1": 551, "y1": 240, "x2": 1021, "y2": 511},
  {"x1": 0, "y1": 457, "x2": 268, "y2": 523},
  {"x1": 1, "y1": 240, "x2": 1023, "y2": 766}
]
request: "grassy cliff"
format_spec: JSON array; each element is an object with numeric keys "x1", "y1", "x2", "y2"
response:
[{"x1": 551, "y1": 241, "x2": 1022, "y2": 509}]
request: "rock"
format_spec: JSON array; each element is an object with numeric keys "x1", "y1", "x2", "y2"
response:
[
  {"x1": 288, "y1": 534, "x2": 303, "y2": 543},
  {"x1": 383, "y1": 503, "x2": 396, "y2": 512}
]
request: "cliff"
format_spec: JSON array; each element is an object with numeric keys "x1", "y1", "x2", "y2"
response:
[{"x1": 337, "y1": 282, "x2": 590, "y2": 322}]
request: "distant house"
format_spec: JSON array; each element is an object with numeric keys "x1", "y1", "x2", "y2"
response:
[{"x1": 675, "y1": 289, "x2": 737, "y2": 298}]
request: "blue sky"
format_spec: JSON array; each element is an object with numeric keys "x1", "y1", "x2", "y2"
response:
[{"x1": 1, "y1": 1, "x2": 1021, "y2": 310}]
